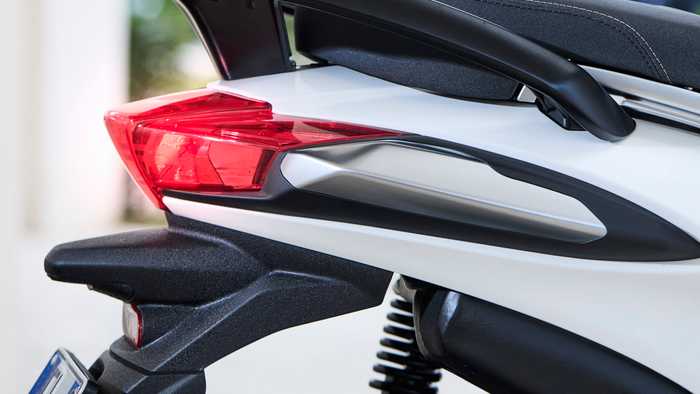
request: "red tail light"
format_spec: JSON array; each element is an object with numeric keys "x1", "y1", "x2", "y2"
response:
[{"x1": 105, "y1": 89, "x2": 398, "y2": 209}]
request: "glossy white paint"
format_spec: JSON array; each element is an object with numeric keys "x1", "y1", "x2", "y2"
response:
[
  {"x1": 199, "y1": 66, "x2": 700, "y2": 389},
  {"x1": 209, "y1": 66, "x2": 700, "y2": 241},
  {"x1": 165, "y1": 196, "x2": 700, "y2": 391}
]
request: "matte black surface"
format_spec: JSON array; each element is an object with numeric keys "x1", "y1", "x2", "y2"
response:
[
  {"x1": 413, "y1": 289, "x2": 690, "y2": 393},
  {"x1": 45, "y1": 228, "x2": 266, "y2": 304},
  {"x1": 177, "y1": 0, "x2": 294, "y2": 80},
  {"x1": 46, "y1": 215, "x2": 392, "y2": 392},
  {"x1": 295, "y1": 6, "x2": 520, "y2": 101},
  {"x1": 296, "y1": 0, "x2": 700, "y2": 99},
  {"x1": 284, "y1": 0, "x2": 635, "y2": 141},
  {"x1": 138, "y1": 305, "x2": 194, "y2": 348},
  {"x1": 90, "y1": 351, "x2": 205, "y2": 394},
  {"x1": 166, "y1": 137, "x2": 700, "y2": 262}
]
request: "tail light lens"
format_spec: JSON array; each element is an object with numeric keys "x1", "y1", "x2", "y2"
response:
[
  {"x1": 105, "y1": 89, "x2": 398, "y2": 209},
  {"x1": 122, "y1": 303, "x2": 143, "y2": 348}
]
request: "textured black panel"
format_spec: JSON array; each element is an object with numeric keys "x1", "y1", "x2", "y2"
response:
[
  {"x1": 45, "y1": 215, "x2": 392, "y2": 393},
  {"x1": 90, "y1": 351, "x2": 206, "y2": 394},
  {"x1": 290, "y1": 0, "x2": 635, "y2": 141},
  {"x1": 441, "y1": 0, "x2": 700, "y2": 90},
  {"x1": 45, "y1": 228, "x2": 266, "y2": 304},
  {"x1": 110, "y1": 215, "x2": 391, "y2": 373},
  {"x1": 295, "y1": 6, "x2": 519, "y2": 100},
  {"x1": 413, "y1": 289, "x2": 690, "y2": 393},
  {"x1": 297, "y1": 0, "x2": 700, "y2": 93}
]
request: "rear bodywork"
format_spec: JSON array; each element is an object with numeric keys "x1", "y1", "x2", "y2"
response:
[
  {"x1": 44, "y1": 0, "x2": 700, "y2": 392},
  {"x1": 171, "y1": 66, "x2": 700, "y2": 392}
]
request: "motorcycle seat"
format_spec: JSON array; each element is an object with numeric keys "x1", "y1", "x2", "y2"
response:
[
  {"x1": 296, "y1": 0, "x2": 700, "y2": 100},
  {"x1": 442, "y1": 0, "x2": 700, "y2": 90}
]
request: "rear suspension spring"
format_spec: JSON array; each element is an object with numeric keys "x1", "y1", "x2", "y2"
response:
[{"x1": 369, "y1": 293, "x2": 442, "y2": 393}]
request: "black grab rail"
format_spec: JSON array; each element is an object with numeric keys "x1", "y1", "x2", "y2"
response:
[{"x1": 177, "y1": 0, "x2": 635, "y2": 141}]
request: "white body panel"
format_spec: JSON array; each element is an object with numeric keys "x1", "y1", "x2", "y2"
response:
[
  {"x1": 166, "y1": 197, "x2": 700, "y2": 391},
  {"x1": 188, "y1": 67, "x2": 700, "y2": 389},
  {"x1": 210, "y1": 66, "x2": 700, "y2": 241}
]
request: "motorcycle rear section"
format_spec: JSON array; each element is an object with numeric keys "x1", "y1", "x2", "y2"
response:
[{"x1": 39, "y1": 0, "x2": 700, "y2": 392}]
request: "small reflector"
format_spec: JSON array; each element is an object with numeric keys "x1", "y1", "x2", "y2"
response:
[{"x1": 122, "y1": 303, "x2": 143, "y2": 348}]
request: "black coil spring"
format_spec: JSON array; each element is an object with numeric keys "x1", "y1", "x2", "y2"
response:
[{"x1": 370, "y1": 296, "x2": 442, "y2": 393}]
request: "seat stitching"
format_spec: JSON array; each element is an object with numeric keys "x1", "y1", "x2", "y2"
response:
[
  {"x1": 430, "y1": 0, "x2": 672, "y2": 83},
  {"x1": 473, "y1": 0, "x2": 660, "y2": 79},
  {"x1": 430, "y1": 0, "x2": 506, "y2": 25},
  {"x1": 517, "y1": 0, "x2": 672, "y2": 83}
]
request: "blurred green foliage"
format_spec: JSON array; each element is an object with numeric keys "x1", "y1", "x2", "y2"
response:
[
  {"x1": 129, "y1": 0, "x2": 213, "y2": 100},
  {"x1": 128, "y1": 1, "x2": 303, "y2": 103}
]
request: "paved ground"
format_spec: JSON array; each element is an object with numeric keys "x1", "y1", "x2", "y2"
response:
[{"x1": 9, "y1": 229, "x2": 483, "y2": 393}]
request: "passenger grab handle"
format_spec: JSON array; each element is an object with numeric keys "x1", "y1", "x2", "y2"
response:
[{"x1": 283, "y1": 0, "x2": 636, "y2": 141}]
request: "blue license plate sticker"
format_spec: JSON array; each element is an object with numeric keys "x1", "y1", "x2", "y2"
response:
[{"x1": 29, "y1": 349, "x2": 88, "y2": 394}]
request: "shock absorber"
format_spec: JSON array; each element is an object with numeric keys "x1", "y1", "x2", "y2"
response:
[{"x1": 369, "y1": 288, "x2": 442, "y2": 393}]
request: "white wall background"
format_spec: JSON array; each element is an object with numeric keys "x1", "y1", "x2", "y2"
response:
[
  {"x1": 0, "y1": 1, "x2": 481, "y2": 393},
  {"x1": 1, "y1": 1, "x2": 25, "y2": 392},
  {"x1": 30, "y1": 0, "x2": 129, "y2": 233}
]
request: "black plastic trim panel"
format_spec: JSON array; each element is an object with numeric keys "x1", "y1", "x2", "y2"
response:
[
  {"x1": 177, "y1": 0, "x2": 634, "y2": 141},
  {"x1": 166, "y1": 136, "x2": 700, "y2": 262},
  {"x1": 412, "y1": 287, "x2": 690, "y2": 393},
  {"x1": 283, "y1": 0, "x2": 635, "y2": 141},
  {"x1": 294, "y1": 6, "x2": 521, "y2": 101},
  {"x1": 88, "y1": 351, "x2": 205, "y2": 394},
  {"x1": 176, "y1": 0, "x2": 294, "y2": 80},
  {"x1": 45, "y1": 214, "x2": 392, "y2": 393}
]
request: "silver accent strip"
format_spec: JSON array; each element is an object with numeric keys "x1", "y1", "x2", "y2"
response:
[
  {"x1": 281, "y1": 141, "x2": 607, "y2": 243},
  {"x1": 516, "y1": 85, "x2": 538, "y2": 103},
  {"x1": 621, "y1": 99, "x2": 700, "y2": 130},
  {"x1": 584, "y1": 65, "x2": 700, "y2": 129}
]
